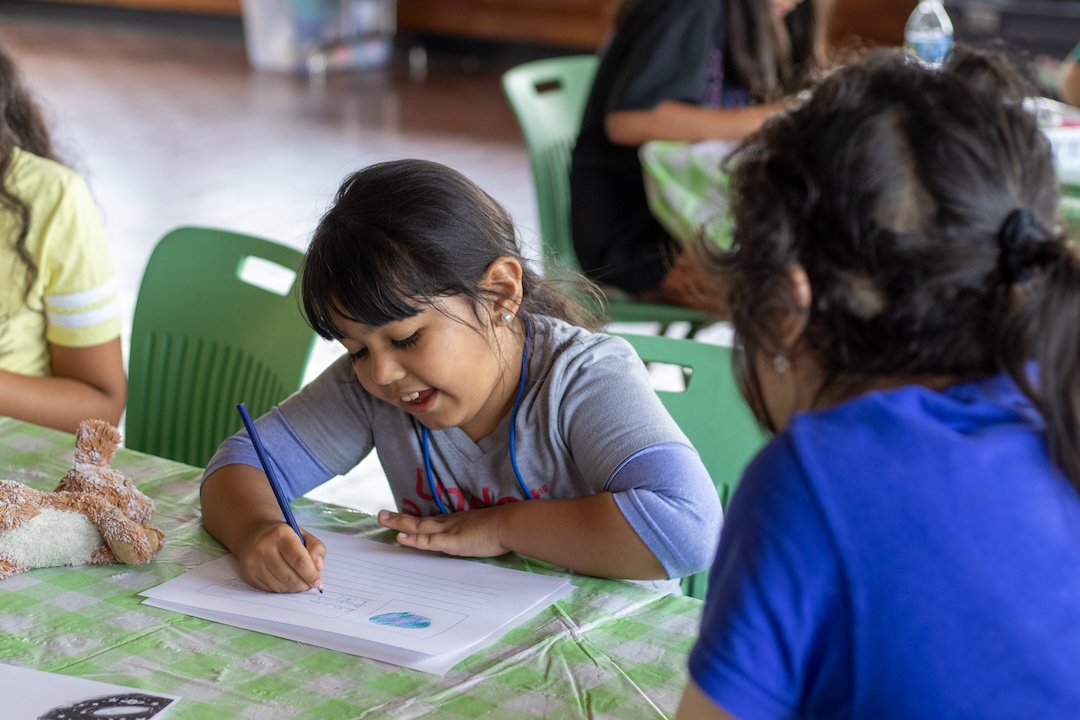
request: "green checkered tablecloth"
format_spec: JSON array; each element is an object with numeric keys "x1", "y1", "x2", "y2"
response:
[
  {"x1": 640, "y1": 140, "x2": 736, "y2": 249},
  {"x1": 642, "y1": 136, "x2": 1080, "y2": 249},
  {"x1": 1060, "y1": 180, "x2": 1080, "y2": 240},
  {"x1": 0, "y1": 418, "x2": 703, "y2": 719}
]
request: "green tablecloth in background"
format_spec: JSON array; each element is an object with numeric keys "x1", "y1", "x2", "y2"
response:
[
  {"x1": 643, "y1": 123, "x2": 1080, "y2": 246},
  {"x1": 0, "y1": 418, "x2": 702, "y2": 719},
  {"x1": 1059, "y1": 181, "x2": 1080, "y2": 238},
  {"x1": 640, "y1": 140, "x2": 736, "y2": 249}
]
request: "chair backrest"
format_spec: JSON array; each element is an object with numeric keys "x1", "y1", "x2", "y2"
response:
[
  {"x1": 616, "y1": 332, "x2": 766, "y2": 599},
  {"x1": 501, "y1": 55, "x2": 598, "y2": 274},
  {"x1": 126, "y1": 226, "x2": 318, "y2": 468}
]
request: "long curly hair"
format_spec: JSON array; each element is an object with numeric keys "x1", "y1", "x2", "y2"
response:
[{"x1": 0, "y1": 41, "x2": 57, "y2": 302}]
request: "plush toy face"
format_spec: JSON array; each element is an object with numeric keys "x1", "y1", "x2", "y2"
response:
[{"x1": 0, "y1": 419, "x2": 165, "y2": 580}]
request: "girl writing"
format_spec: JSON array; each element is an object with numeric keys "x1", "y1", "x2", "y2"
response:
[
  {"x1": 0, "y1": 41, "x2": 126, "y2": 433},
  {"x1": 678, "y1": 48, "x2": 1080, "y2": 718},
  {"x1": 571, "y1": 0, "x2": 826, "y2": 310},
  {"x1": 201, "y1": 158, "x2": 721, "y2": 594}
]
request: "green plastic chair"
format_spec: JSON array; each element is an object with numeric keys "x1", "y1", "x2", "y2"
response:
[
  {"x1": 500, "y1": 56, "x2": 713, "y2": 331},
  {"x1": 616, "y1": 332, "x2": 766, "y2": 599},
  {"x1": 126, "y1": 226, "x2": 318, "y2": 468}
]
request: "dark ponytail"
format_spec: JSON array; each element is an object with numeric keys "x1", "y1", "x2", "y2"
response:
[{"x1": 999, "y1": 230, "x2": 1080, "y2": 489}]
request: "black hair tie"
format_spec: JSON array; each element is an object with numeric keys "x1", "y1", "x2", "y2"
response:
[{"x1": 997, "y1": 208, "x2": 1048, "y2": 284}]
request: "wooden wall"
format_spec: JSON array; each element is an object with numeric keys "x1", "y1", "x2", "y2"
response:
[
  {"x1": 31, "y1": 0, "x2": 240, "y2": 14},
  {"x1": 396, "y1": 0, "x2": 619, "y2": 50},
  {"x1": 397, "y1": 0, "x2": 915, "y2": 52},
  {"x1": 29, "y1": 0, "x2": 915, "y2": 52},
  {"x1": 829, "y1": 0, "x2": 915, "y2": 49}
]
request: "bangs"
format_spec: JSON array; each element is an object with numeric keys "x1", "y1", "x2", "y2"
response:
[{"x1": 300, "y1": 222, "x2": 443, "y2": 339}]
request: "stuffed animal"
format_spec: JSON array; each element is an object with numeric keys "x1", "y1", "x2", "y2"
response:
[{"x1": 0, "y1": 419, "x2": 165, "y2": 580}]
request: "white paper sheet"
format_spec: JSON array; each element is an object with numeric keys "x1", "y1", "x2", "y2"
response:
[
  {"x1": 1, "y1": 663, "x2": 178, "y2": 718},
  {"x1": 140, "y1": 531, "x2": 574, "y2": 674}
]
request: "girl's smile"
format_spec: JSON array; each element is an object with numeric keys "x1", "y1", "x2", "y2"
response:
[{"x1": 399, "y1": 387, "x2": 437, "y2": 413}]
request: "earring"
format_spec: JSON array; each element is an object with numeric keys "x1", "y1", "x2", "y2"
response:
[
  {"x1": 772, "y1": 354, "x2": 790, "y2": 374},
  {"x1": 500, "y1": 312, "x2": 513, "y2": 324}
]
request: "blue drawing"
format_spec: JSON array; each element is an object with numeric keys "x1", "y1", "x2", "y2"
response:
[{"x1": 369, "y1": 611, "x2": 432, "y2": 629}]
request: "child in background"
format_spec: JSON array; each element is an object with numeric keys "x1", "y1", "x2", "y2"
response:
[
  {"x1": 570, "y1": 0, "x2": 825, "y2": 311},
  {"x1": 201, "y1": 158, "x2": 721, "y2": 595},
  {"x1": 0, "y1": 41, "x2": 126, "y2": 433},
  {"x1": 678, "y1": 47, "x2": 1080, "y2": 719}
]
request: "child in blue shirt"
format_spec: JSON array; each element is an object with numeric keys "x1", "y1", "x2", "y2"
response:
[{"x1": 678, "y1": 47, "x2": 1080, "y2": 719}]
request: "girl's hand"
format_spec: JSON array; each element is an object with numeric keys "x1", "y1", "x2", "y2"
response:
[
  {"x1": 236, "y1": 522, "x2": 326, "y2": 593},
  {"x1": 378, "y1": 495, "x2": 667, "y2": 579},
  {"x1": 377, "y1": 508, "x2": 510, "y2": 558}
]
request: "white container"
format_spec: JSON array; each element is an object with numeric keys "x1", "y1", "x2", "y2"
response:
[
  {"x1": 904, "y1": 0, "x2": 954, "y2": 67},
  {"x1": 241, "y1": 0, "x2": 394, "y2": 73}
]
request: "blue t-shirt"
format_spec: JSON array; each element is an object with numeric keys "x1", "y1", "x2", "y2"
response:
[{"x1": 688, "y1": 373, "x2": 1080, "y2": 719}]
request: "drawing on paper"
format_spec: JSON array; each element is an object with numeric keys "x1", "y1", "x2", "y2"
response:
[
  {"x1": 39, "y1": 692, "x2": 175, "y2": 719},
  {"x1": 369, "y1": 611, "x2": 432, "y2": 629}
]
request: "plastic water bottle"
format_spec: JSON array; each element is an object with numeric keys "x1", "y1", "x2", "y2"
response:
[{"x1": 904, "y1": 0, "x2": 954, "y2": 67}]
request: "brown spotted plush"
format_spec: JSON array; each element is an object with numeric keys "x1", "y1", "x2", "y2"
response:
[{"x1": 0, "y1": 419, "x2": 165, "y2": 580}]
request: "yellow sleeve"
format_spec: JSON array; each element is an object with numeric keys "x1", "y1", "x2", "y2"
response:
[{"x1": 37, "y1": 169, "x2": 122, "y2": 348}]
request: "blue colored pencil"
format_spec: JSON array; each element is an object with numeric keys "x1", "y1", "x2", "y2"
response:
[{"x1": 237, "y1": 402, "x2": 323, "y2": 593}]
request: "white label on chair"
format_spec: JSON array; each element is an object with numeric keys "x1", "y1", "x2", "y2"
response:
[
  {"x1": 238, "y1": 256, "x2": 297, "y2": 296},
  {"x1": 646, "y1": 363, "x2": 690, "y2": 393}
]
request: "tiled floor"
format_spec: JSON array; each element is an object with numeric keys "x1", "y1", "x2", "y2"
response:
[
  {"x1": 0, "y1": 2, "x2": 725, "y2": 514},
  {"x1": 0, "y1": 3, "x2": 542, "y2": 333}
]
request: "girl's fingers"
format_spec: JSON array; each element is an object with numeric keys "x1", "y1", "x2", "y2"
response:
[
  {"x1": 378, "y1": 510, "x2": 438, "y2": 534},
  {"x1": 302, "y1": 530, "x2": 327, "y2": 564},
  {"x1": 243, "y1": 525, "x2": 325, "y2": 593},
  {"x1": 264, "y1": 562, "x2": 299, "y2": 592},
  {"x1": 398, "y1": 531, "x2": 459, "y2": 554},
  {"x1": 282, "y1": 534, "x2": 324, "y2": 592}
]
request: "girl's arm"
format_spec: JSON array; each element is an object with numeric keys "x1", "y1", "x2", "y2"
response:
[
  {"x1": 379, "y1": 441, "x2": 720, "y2": 580},
  {"x1": 676, "y1": 682, "x2": 738, "y2": 720},
  {"x1": 379, "y1": 492, "x2": 667, "y2": 579},
  {"x1": 606, "y1": 99, "x2": 787, "y2": 145},
  {"x1": 0, "y1": 338, "x2": 126, "y2": 433},
  {"x1": 201, "y1": 462, "x2": 326, "y2": 593},
  {"x1": 1061, "y1": 55, "x2": 1080, "y2": 107}
]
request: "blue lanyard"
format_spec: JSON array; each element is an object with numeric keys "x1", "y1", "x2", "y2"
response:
[{"x1": 422, "y1": 318, "x2": 533, "y2": 514}]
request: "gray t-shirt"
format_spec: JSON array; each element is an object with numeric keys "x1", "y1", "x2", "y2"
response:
[{"x1": 205, "y1": 315, "x2": 721, "y2": 580}]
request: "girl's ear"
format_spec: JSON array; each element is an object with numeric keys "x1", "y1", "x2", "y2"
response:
[
  {"x1": 481, "y1": 256, "x2": 524, "y2": 319},
  {"x1": 782, "y1": 263, "x2": 812, "y2": 348}
]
